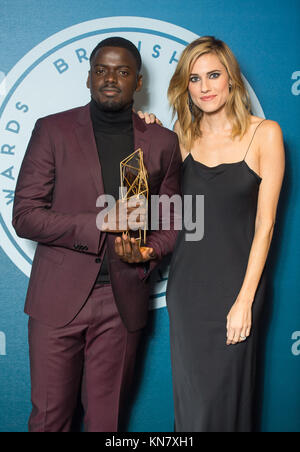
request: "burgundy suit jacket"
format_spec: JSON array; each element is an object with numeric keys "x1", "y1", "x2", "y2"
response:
[{"x1": 12, "y1": 104, "x2": 181, "y2": 331}]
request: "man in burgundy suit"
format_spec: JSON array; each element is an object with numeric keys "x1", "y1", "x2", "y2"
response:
[{"x1": 12, "y1": 37, "x2": 181, "y2": 432}]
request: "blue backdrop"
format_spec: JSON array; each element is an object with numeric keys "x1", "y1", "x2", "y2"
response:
[{"x1": 0, "y1": 0, "x2": 299, "y2": 432}]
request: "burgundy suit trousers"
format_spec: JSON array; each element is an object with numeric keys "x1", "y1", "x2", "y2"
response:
[{"x1": 28, "y1": 283, "x2": 141, "y2": 432}]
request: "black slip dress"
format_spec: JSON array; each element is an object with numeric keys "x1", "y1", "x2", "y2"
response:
[{"x1": 166, "y1": 121, "x2": 266, "y2": 432}]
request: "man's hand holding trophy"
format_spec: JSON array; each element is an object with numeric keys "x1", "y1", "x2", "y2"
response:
[{"x1": 101, "y1": 148, "x2": 157, "y2": 263}]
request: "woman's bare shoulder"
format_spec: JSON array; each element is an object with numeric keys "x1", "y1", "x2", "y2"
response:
[
  {"x1": 250, "y1": 115, "x2": 282, "y2": 136},
  {"x1": 249, "y1": 116, "x2": 284, "y2": 165}
]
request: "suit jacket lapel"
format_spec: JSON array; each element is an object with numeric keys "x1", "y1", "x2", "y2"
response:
[
  {"x1": 74, "y1": 109, "x2": 150, "y2": 196},
  {"x1": 74, "y1": 104, "x2": 105, "y2": 196}
]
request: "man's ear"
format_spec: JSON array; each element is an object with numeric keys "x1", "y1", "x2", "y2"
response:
[
  {"x1": 86, "y1": 71, "x2": 91, "y2": 89},
  {"x1": 135, "y1": 74, "x2": 143, "y2": 93}
]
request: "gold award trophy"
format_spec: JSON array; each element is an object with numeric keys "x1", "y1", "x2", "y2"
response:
[{"x1": 120, "y1": 148, "x2": 148, "y2": 247}]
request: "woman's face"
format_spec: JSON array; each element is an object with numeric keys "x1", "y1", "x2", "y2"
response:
[{"x1": 188, "y1": 52, "x2": 231, "y2": 114}]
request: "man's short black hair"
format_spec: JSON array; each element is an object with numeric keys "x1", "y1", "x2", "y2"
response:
[{"x1": 89, "y1": 37, "x2": 142, "y2": 72}]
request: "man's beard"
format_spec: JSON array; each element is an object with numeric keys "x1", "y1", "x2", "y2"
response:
[{"x1": 96, "y1": 98, "x2": 125, "y2": 112}]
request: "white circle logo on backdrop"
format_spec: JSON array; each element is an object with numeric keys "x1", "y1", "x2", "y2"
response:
[{"x1": 0, "y1": 16, "x2": 264, "y2": 309}]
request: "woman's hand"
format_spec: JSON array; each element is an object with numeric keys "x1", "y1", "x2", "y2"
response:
[
  {"x1": 136, "y1": 110, "x2": 163, "y2": 126},
  {"x1": 226, "y1": 296, "x2": 253, "y2": 345}
]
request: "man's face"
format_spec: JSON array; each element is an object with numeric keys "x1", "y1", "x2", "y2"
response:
[{"x1": 87, "y1": 46, "x2": 142, "y2": 111}]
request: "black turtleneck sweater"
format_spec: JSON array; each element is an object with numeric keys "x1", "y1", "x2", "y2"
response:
[{"x1": 90, "y1": 99, "x2": 134, "y2": 284}]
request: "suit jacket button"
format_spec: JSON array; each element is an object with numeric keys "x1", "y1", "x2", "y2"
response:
[{"x1": 95, "y1": 258, "x2": 101, "y2": 263}]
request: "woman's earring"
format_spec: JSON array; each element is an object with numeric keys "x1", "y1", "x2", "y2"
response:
[
  {"x1": 229, "y1": 82, "x2": 233, "y2": 92},
  {"x1": 188, "y1": 92, "x2": 194, "y2": 113}
]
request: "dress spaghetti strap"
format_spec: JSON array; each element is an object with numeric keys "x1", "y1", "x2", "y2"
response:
[{"x1": 243, "y1": 119, "x2": 266, "y2": 161}]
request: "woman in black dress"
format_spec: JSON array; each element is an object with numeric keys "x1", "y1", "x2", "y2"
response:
[{"x1": 165, "y1": 36, "x2": 285, "y2": 432}]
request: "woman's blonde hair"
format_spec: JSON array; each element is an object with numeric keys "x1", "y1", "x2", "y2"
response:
[{"x1": 168, "y1": 36, "x2": 251, "y2": 150}]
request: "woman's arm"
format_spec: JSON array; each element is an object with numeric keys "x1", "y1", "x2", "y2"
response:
[{"x1": 226, "y1": 120, "x2": 285, "y2": 345}]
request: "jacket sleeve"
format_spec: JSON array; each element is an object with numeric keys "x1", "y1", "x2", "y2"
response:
[{"x1": 12, "y1": 119, "x2": 101, "y2": 255}]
